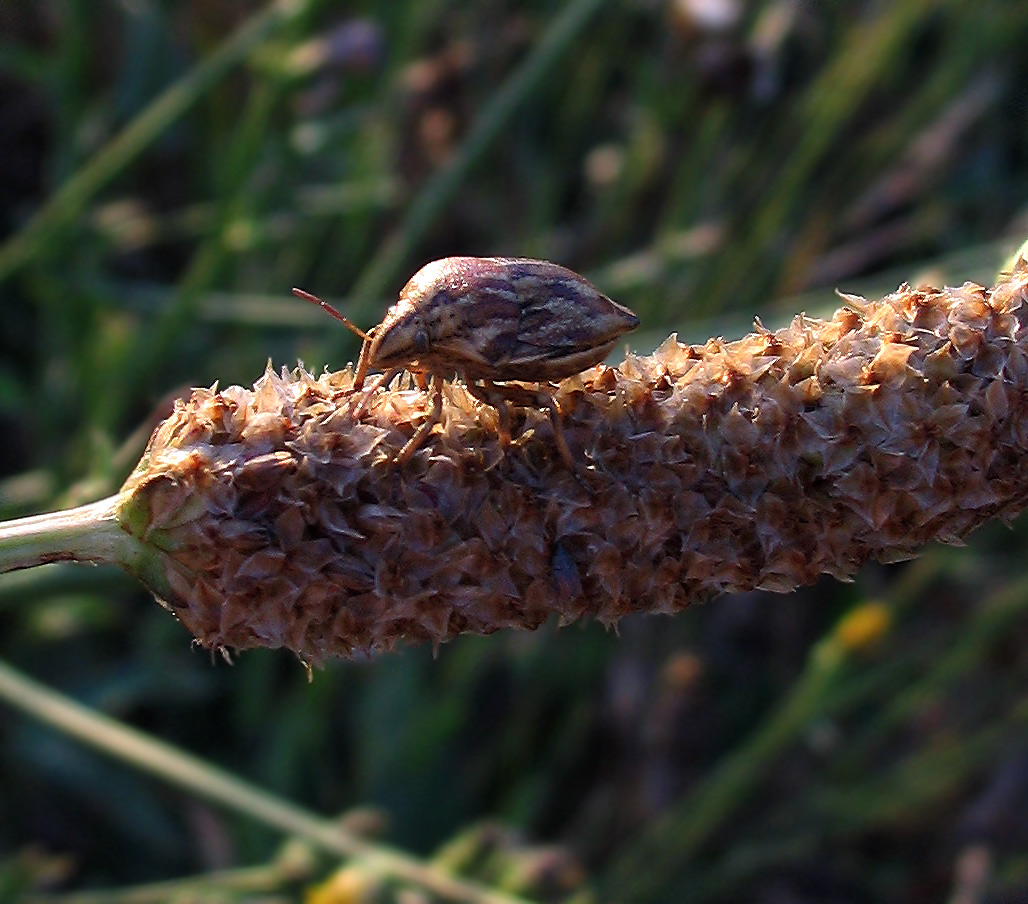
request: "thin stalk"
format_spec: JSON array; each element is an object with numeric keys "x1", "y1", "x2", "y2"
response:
[
  {"x1": 0, "y1": 658, "x2": 536, "y2": 904},
  {"x1": 0, "y1": 497, "x2": 178, "y2": 602},
  {"x1": 27, "y1": 860, "x2": 313, "y2": 904},
  {"x1": 0, "y1": 497, "x2": 123, "y2": 573}
]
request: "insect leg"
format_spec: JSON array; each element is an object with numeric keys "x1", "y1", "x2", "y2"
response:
[
  {"x1": 396, "y1": 374, "x2": 444, "y2": 464},
  {"x1": 464, "y1": 380, "x2": 512, "y2": 446},
  {"x1": 351, "y1": 328, "x2": 377, "y2": 391},
  {"x1": 539, "y1": 393, "x2": 582, "y2": 478},
  {"x1": 474, "y1": 381, "x2": 590, "y2": 484},
  {"x1": 351, "y1": 366, "x2": 403, "y2": 418}
]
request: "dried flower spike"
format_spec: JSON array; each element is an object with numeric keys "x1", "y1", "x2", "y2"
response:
[
  {"x1": 5, "y1": 261, "x2": 1028, "y2": 663},
  {"x1": 294, "y1": 257, "x2": 640, "y2": 467}
]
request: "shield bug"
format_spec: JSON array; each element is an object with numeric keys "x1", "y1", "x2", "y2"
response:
[{"x1": 293, "y1": 256, "x2": 639, "y2": 469}]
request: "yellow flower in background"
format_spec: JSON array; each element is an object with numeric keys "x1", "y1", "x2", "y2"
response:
[{"x1": 835, "y1": 602, "x2": 892, "y2": 653}]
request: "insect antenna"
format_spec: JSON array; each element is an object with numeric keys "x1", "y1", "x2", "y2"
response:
[{"x1": 292, "y1": 287, "x2": 370, "y2": 341}]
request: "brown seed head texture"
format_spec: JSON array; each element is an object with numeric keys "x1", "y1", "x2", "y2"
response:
[{"x1": 118, "y1": 262, "x2": 1028, "y2": 661}]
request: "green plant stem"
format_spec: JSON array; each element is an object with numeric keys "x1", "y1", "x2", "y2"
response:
[
  {"x1": 0, "y1": 658, "x2": 535, "y2": 904},
  {"x1": 0, "y1": 497, "x2": 124, "y2": 573},
  {"x1": 27, "y1": 858, "x2": 315, "y2": 904},
  {"x1": 0, "y1": 497, "x2": 173, "y2": 622}
]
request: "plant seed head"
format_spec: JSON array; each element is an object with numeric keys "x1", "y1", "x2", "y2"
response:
[{"x1": 113, "y1": 261, "x2": 1028, "y2": 662}]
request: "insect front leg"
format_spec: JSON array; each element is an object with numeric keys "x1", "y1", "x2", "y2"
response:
[
  {"x1": 396, "y1": 374, "x2": 444, "y2": 465},
  {"x1": 412, "y1": 371, "x2": 431, "y2": 392},
  {"x1": 351, "y1": 327, "x2": 376, "y2": 391},
  {"x1": 351, "y1": 366, "x2": 403, "y2": 419}
]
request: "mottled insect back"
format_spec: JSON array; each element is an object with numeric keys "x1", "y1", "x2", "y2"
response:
[
  {"x1": 294, "y1": 256, "x2": 639, "y2": 468},
  {"x1": 368, "y1": 257, "x2": 640, "y2": 382}
]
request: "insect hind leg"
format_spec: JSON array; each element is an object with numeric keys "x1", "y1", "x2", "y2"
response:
[{"x1": 471, "y1": 380, "x2": 587, "y2": 482}]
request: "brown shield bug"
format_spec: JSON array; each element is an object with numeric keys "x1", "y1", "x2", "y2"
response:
[{"x1": 293, "y1": 256, "x2": 639, "y2": 470}]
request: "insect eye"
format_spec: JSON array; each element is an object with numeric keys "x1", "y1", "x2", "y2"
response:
[{"x1": 414, "y1": 329, "x2": 430, "y2": 353}]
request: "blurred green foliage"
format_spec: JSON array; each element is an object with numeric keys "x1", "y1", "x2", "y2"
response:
[{"x1": 3, "y1": 0, "x2": 1028, "y2": 901}]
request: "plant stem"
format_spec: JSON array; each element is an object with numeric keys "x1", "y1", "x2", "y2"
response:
[
  {"x1": 0, "y1": 497, "x2": 124, "y2": 573},
  {"x1": 0, "y1": 658, "x2": 535, "y2": 904}
]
